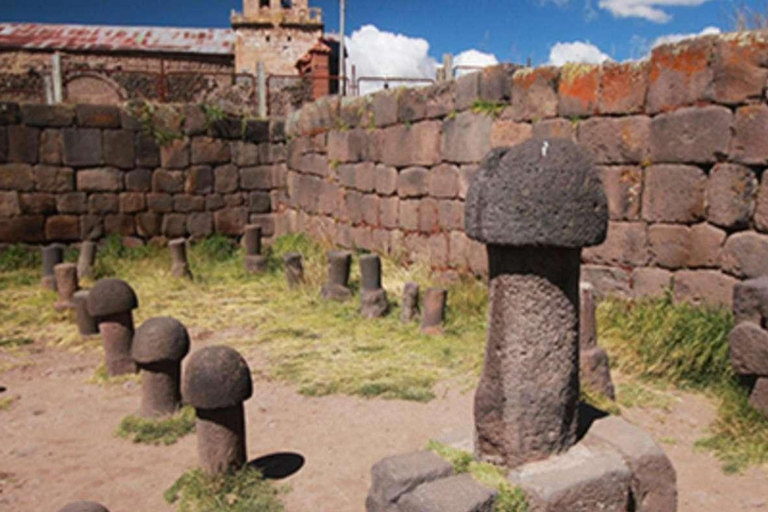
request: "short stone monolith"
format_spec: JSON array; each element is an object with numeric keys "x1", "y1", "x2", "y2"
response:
[
  {"x1": 401, "y1": 282, "x2": 420, "y2": 323},
  {"x1": 283, "y1": 252, "x2": 304, "y2": 288},
  {"x1": 77, "y1": 241, "x2": 97, "y2": 280},
  {"x1": 243, "y1": 225, "x2": 268, "y2": 274},
  {"x1": 321, "y1": 251, "x2": 353, "y2": 301},
  {"x1": 41, "y1": 243, "x2": 64, "y2": 290},
  {"x1": 169, "y1": 238, "x2": 193, "y2": 279},
  {"x1": 54, "y1": 263, "x2": 80, "y2": 311},
  {"x1": 360, "y1": 254, "x2": 388, "y2": 318}
]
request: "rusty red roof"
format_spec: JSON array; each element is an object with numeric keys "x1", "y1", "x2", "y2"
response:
[{"x1": 0, "y1": 23, "x2": 235, "y2": 55}]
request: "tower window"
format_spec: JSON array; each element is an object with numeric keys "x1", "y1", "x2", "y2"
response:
[
  {"x1": 281, "y1": 0, "x2": 292, "y2": 8},
  {"x1": 259, "y1": 0, "x2": 269, "y2": 7}
]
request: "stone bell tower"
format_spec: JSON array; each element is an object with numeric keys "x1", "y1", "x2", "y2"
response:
[{"x1": 232, "y1": 0, "x2": 324, "y2": 75}]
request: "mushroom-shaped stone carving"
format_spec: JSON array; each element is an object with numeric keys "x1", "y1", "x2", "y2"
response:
[
  {"x1": 132, "y1": 317, "x2": 190, "y2": 418},
  {"x1": 57, "y1": 501, "x2": 110, "y2": 512},
  {"x1": 182, "y1": 346, "x2": 253, "y2": 475},
  {"x1": 87, "y1": 279, "x2": 139, "y2": 376},
  {"x1": 466, "y1": 139, "x2": 608, "y2": 468}
]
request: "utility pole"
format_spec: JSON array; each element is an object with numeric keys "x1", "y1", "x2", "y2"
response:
[{"x1": 339, "y1": 0, "x2": 346, "y2": 96}]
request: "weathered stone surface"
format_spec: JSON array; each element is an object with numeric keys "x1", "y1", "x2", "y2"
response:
[
  {"x1": 397, "y1": 474, "x2": 497, "y2": 512},
  {"x1": 187, "y1": 212, "x2": 213, "y2": 238},
  {"x1": 632, "y1": 268, "x2": 673, "y2": 298},
  {"x1": 731, "y1": 104, "x2": 768, "y2": 165},
  {"x1": 151, "y1": 169, "x2": 183, "y2": 194},
  {"x1": 589, "y1": 415, "x2": 678, "y2": 512},
  {"x1": 182, "y1": 345, "x2": 252, "y2": 409},
  {"x1": 0, "y1": 215, "x2": 44, "y2": 242},
  {"x1": 173, "y1": 195, "x2": 204, "y2": 213},
  {"x1": 510, "y1": 67, "x2": 559, "y2": 122},
  {"x1": 136, "y1": 212, "x2": 161, "y2": 237},
  {"x1": 231, "y1": 141, "x2": 258, "y2": 167},
  {"x1": 214, "y1": 207, "x2": 247, "y2": 235},
  {"x1": 0, "y1": 102, "x2": 20, "y2": 125},
  {"x1": 581, "y1": 347, "x2": 616, "y2": 400},
  {"x1": 705, "y1": 164, "x2": 757, "y2": 229},
  {"x1": 673, "y1": 270, "x2": 737, "y2": 307},
  {"x1": 646, "y1": 36, "x2": 714, "y2": 113},
  {"x1": 104, "y1": 214, "x2": 135, "y2": 236},
  {"x1": 558, "y1": 64, "x2": 600, "y2": 117},
  {"x1": 756, "y1": 176, "x2": 768, "y2": 233},
  {"x1": 8, "y1": 125, "x2": 40, "y2": 164},
  {"x1": 328, "y1": 129, "x2": 368, "y2": 163},
  {"x1": 599, "y1": 61, "x2": 649, "y2": 114},
  {"x1": 76, "y1": 167, "x2": 122, "y2": 192},
  {"x1": 375, "y1": 164, "x2": 398, "y2": 196},
  {"x1": 711, "y1": 37, "x2": 768, "y2": 104},
  {"x1": 650, "y1": 106, "x2": 731, "y2": 164},
  {"x1": 721, "y1": 232, "x2": 768, "y2": 279},
  {"x1": 531, "y1": 118, "x2": 575, "y2": 141},
  {"x1": 241, "y1": 166, "x2": 276, "y2": 190},
  {"x1": 582, "y1": 265, "x2": 631, "y2": 300},
  {"x1": 466, "y1": 141, "x2": 607, "y2": 248},
  {"x1": 508, "y1": 436, "x2": 632, "y2": 512},
  {"x1": 321, "y1": 251, "x2": 352, "y2": 302},
  {"x1": 162, "y1": 213, "x2": 187, "y2": 238},
  {"x1": 438, "y1": 200, "x2": 464, "y2": 231},
  {"x1": 729, "y1": 322, "x2": 768, "y2": 376},
  {"x1": 372, "y1": 91, "x2": 398, "y2": 127},
  {"x1": 648, "y1": 224, "x2": 690, "y2": 269},
  {"x1": 135, "y1": 133, "x2": 160, "y2": 167},
  {"x1": 191, "y1": 137, "x2": 230, "y2": 165},
  {"x1": 243, "y1": 119, "x2": 270, "y2": 143},
  {"x1": 641, "y1": 165, "x2": 705, "y2": 223},
  {"x1": 379, "y1": 196, "x2": 399, "y2": 229},
  {"x1": 214, "y1": 164, "x2": 239, "y2": 194},
  {"x1": 750, "y1": 378, "x2": 768, "y2": 417},
  {"x1": 490, "y1": 119, "x2": 532, "y2": 149},
  {"x1": 76, "y1": 105, "x2": 120, "y2": 128},
  {"x1": 80, "y1": 214, "x2": 103, "y2": 239},
  {"x1": 45, "y1": 215, "x2": 80, "y2": 241},
  {"x1": 366, "y1": 451, "x2": 453, "y2": 512},
  {"x1": 56, "y1": 192, "x2": 87, "y2": 213},
  {"x1": 596, "y1": 166, "x2": 642, "y2": 221},
  {"x1": 22, "y1": 104, "x2": 74, "y2": 127},
  {"x1": 101, "y1": 129, "x2": 135, "y2": 169},
  {"x1": 688, "y1": 223, "x2": 725, "y2": 268},
  {"x1": 125, "y1": 168, "x2": 151, "y2": 192},
  {"x1": 147, "y1": 193, "x2": 173, "y2": 213},
  {"x1": 398, "y1": 167, "x2": 429, "y2": 198},
  {"x1": 247, "y1": 192, "x2": 271, "y2": 214},
  {"x1": 584, "y1": 222, "x2": 649, "y2": 267},
  {"x1": 39, "y1": 129, "x2": 62, "y2": 164},
  {"x1": 89, "y1": 193, "x2": 119, "y2": 214},
  {"x1": 418, "y1": 198, "x2": 438, "y2": 233},
  {"x1": 428, "y1": 164, "x2": 460, "y2": 199},
  {"x1": 578, "y1": 116, "x2": 650, "y2": 165},
  {"x1": 396, "y1": 87, "x2": 427, "y2": 124},
  {"x1": 19, "y1": 193, "x2": 55, "y2": 214},
  {"x1": 442, "y1": 112, "x2": 492, "y2": 164},
  {"x1": 32, "y1": 164, "x2": 72, "y2": 192},
  {"x1": 426, "y1": 234, "x2": 449, "y2": 267},
  {"x1": 63, "y1": 128, "x2": 101, "y2": 167},
  {"x1": 160, "y1": 138, "x2": 190, "y2": 169},
  {"x1": 480, "y1": 65, "x2": 515, "y2": 103},
  {"x1": 458, "y1": 165, "x2": 478, "y2": 200},
  {"x1": 184, "y1": 165, "x2": 213, "y2": 195},
  {"x1": 380, "y1": 122, "x2": 442, "y2": 167},
  {"x1": 0, "y1": 191, "x2": 20, "y2": 216},
  {"x1": 354, "y1": 162, "x2": 376, "y2": 193},
  {"x1": 455, "y1": 71, "x2": 481, "y2": 111},
  {"x1": 733, "y1": 277, "x2": 768, "y2": 325}
]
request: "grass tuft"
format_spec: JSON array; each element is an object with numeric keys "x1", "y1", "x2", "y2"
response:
[
  {"x1": 164, "y1": 466, "x2": 287, "y2": 512},
  {"x1": 581, "y1": 389, "x2": 621, "y2": 416},
  {"x1": 116, "y1": 406, "x2": 196, "y2": 445},
  {"x1": 89, "y1": 363, "x2": 142, "y2": 386},
  {"x1": 426, "y1": 440, "x2": 529, "y2": 512},
  {"x1": 616, "y1": 382, "x2": 675, "y2": 411},
  {"x1": 0, "y1": 395, "x2": 19, "y2": 411}
]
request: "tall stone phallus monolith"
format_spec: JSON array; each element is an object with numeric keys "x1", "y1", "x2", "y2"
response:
[
  {"x1": 243, "y1": 225, "x2": 268, "y2": 274},
  {"x1": 465, "y1": 140, "x2": 608, "y2": 468}
]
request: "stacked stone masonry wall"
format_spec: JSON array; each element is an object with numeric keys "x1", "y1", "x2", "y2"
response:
[
  {"x1": 279, "y1": 32, "x2": 768, "y2": 307},
  {"x1": 0, "y1": 102, "x2": 286, "y2": 246}
]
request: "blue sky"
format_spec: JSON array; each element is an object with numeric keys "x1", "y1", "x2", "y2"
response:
[{"x1": 0, "y1": 0, "x2": 762, "y2": 65}]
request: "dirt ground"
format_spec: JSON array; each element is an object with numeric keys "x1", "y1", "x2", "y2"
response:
[{"x1": 1, "y1": 336, "x2": 766, "y2": 512}]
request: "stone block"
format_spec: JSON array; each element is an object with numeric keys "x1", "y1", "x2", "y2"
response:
[
  {"x1": 120, "y1": 193, "x2": 146, "y2": 213},
  {"x1": 88, "y1": 193, "x2": 119, "y2": 214},
  {"x1": 214, "y1": 207, "x2": 247, "y2": 235},
  {"x1": 0, "y1": 102, "x2": 20, "y2": 125},
  {"x1": 366, "y1": 451, "x2": 453, "y2": 512},
  {"x1": 39, "y1": 129, "x2": 62, "y2": 164},
  {"x1": 102, "y1": 129, "x2": 135, "y2": 169},
  {"x1": 711, "y1": 37, "x2": 768, "y2": 105},
  {"x1": 232, "y1": 141, "x2": 259, "y2": 166},
  {"x1": 688, "y1": 223, "x2": 725, "y2": 268},
  {"x1": 399, "y1": 200, "x2": 420, "y2": 231},
  {"x1": 425, "y1": 81, "x2": 456, "y2": 119},
  {"x1": 135, "y1": 212, "x2": 161, "y2": 237},
  {"x1": 297, "y1": 153, "x2": 329, "y2": 177},
  {"x1": 125, "y1": 169, "x2": 152, "y2": 192},
  {"x1": 0, "y1": 191, "x2": 20, "y2": 216},
  {"x1": 646, "y1": 36, "x2": 714, "y2": 113},
  {"x1": 33, "y1": 165, "x2": 73, "y2": 192},
  {"x1": 380, "y1": 121, "x2": 442, "y2": 167},
  {"x1": 375, "y1": 164, "x2": 398, "y2": 196},
  {"x1": 45, "y1": 215, "x2": 80, "y2": 241},
  {"x1": 588, "y1": 415, "x2": 677, "y2": 512},
  {"x1": 19, "y1": 193, "x2": 55, "y2": 214},
  {"x1": 337, "y1": 164, "x2": 356, "y2": 189},
  {"x1": 243, "y1": 119, "x2": 269, "y2": 143},
  {"x1": 214, "y1": 164, "x2": 239, "y2": 193},
  {"x1": 581, "y1": 265, "x2": 632, "y2": 299},
  {"x1": 756, "y1": 176, "x2": 768, "y2": 233},
  {"x1": 0, "y1": 215, "x2": 44, "y2": 242},
  {"x1": 490, "y1": 120, "x2": 532, "y2": 149},
  {"x1": 56, "y1": 192, "x2": 87, "y2": 214},
  {"x1": 206, "y1": 194, "x2": 225, "y2": 211},
  {"x1": 558, "y1": 63, "x2": 600, "y2": 117},
  {"x1": 397, "y1": 474, "x2": 496, "y2": 512},
  {"x1": 354, "y1": 162, "x2": 376, "y2": 193},
  {"x1": 147, "y1": 193, "x2": 173, "y2": 213},
  {"x1": 344, "y1": 190, "x2": 364, "y2": 225},
  {"x1": 458, "y1": 165, "x2": 478, "y2": 200},
  {"x1": 173, "y1": 194, "x2": 205, "y2": 213},
  {"x1": 181, "y1": 165, "x2": 212, "y2": 195},
  {"x1": 379, "y1": 196, "x2": 399, "y2": 229},
  {"x1": 8, "y1": 125, "x2": 40, "y2": 164},
  {"x1": 442, "y1": 111, "x2": 492, "y2": 164},
  {"x1": 162, "y1": 213, "x2": 188, "y2": 238},
  {"x1": 151, "y1": 169, "x2": 184, "y2": 194},
  {"x1": 183, "y1": 105, "x2": 207, "y2": 135},
  {"x1": 0, "y1": 127, "x2": 7, "y2": 163},
  {"x1": 673, "y1": 269, "x2": 737, "y2": 307},
  {"x1": 583, "y1": 222, "x2": 649, "y2": 267},
  {"x1": 119, "y1": 107, "x2": 142, "y2": 131},
  {"x1": 733, "y1": 276, "x2": 768, "y2": 325},
  {"x1": 397, "y1": 87, "x2": 427, "y2": 123},
  {"x1": 75, "y1": 104, "x2": 120, "y2": 128},
  {"x1": 578, "y1": 116, "x2": 650, "y2": 165},
  {"x1": 731, "y1": 104, "x2": 768, "y2": 165},
  {"x1": 135, "y1": 133, "x2": 160, "y2": 168},
  {"x1": 241, "y1": 166, "x2": 275, "y2": 190},
  {"x1": 705, "y1": 164, "x2": 757, "y2": 229},
  {"x1": 531, "y1": 118, "x2": 576, "y2": 141},
  {"x1": 480, "y1": 64, "x2": 516, "y2": 102},
  {"x1": 80, "y1": 214, "x2": 103, "y2": 240},
  {"x1": 104, "y1": 214, "x2": 135, "y2": 236},
  {"x1": 455, "y1": 71, "x2": 481, "y2": 111},
  {"x1": 372, "y1": 91, "x2": 398, "y2": 127},
  {"x1": 510, "y1": 67, "x2": 559, "y2": 122},
  {"x1": 419, "y1": 197, "x2": 439, "y2": 233},
  {"x1": 397, "y1": 167, "x2": 429, "y2": 198},
  {"x1": 648, "y1": 224, "x2": 690, "y2": 269},
  {"x1": 160, "y1": 138, "x2": 190, "y2": 169},
  {"x1": 318, "y1": 182, "x2": 341, "y2": 216},
  {"x1": 599, "y1": 61, "x2": 649, "y2": 115},
  {"x1": 427, "y1": 234, "x2": 449, "y2": 267},
  {"x1": 721, "y1": 231, "x2": 768, "y2": 279},
  {"x1": 581, "y1": 346, "x2": 616, "y2": 399},
  {"x1": 248, "y1": 214, "x2": 275, "y2": 238},
  {"x1": 650, "y1": 106, "x2": 731, "y2": 164},
  {"x1": 328, "y1": 129, "x2": 368, "y2": 163},
  {"x1": 191, "y1": 136, "x2": 230, "y2": 165},
  {"x1": 340, "y1": 96, "x2": 368, "y2": 128},
  {"x1": 597, "y1": 166, "x2": 642, "y2": 221},
  {"x1": 438, "y1": 200, "x2": 464, "y2": 231},
  {"x1": 508, "y1": 437, "x2": 632, "y2": 512},
  {"x1": 187, "y1": 212, "x2": 213, "y2": 238},
  {"x1": 21, "y1": 104, "x2": 74, "y2": 127},
  {"x1": 0, "y1": 163, "x2": 35, "y2": 191},
  {"x1": 223, "y1": 193, "x2": 244, "y2": 207},
  {"x1": 729, "y1": 323, "x2": 768, "y2": 376},
  {"x1": 750, "y1": 378, "x2": 768, "y2": 417},
  {"x1": 632, "y1": 268, "x2": 673, "y2": 299},
  {"x1": 642, "y1": 165, "x2": 705, "y2": 223},
  {"x1": 428, "y1": 164, "x2": 460, "y2": 199},
  {"x1": 248, "y1": 192, "x2": 271, "y2": 214},
  {"x1": 63, "y1": 128, "x2": 101, "y2": 167},
  {"x1": 362, "y1": 194, "x2": 379, "y2": 226}
]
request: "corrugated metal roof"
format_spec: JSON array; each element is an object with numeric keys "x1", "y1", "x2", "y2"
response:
[{"x1": 0, "y1": 22, "x2": 235, "y2": 55}]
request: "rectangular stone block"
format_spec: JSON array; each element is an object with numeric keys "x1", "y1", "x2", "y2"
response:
[
  {"x1": 399, "y1": 199, "x2": 420, "y2": 231},
  {"x1": 531, "y1": 118, "x2": 576, "y2": 141},
  {"x1": 125, "y1": 169, "x2": 152, "y2": 192},
  {"x1": 21, "y1": 104, "x2": 74, "y2": 127},
  {"x1": 673, "y1": 269, "x2": 737, "y2": 308},
  {"x1": 102, "y1": 129, "x2": 135, "y2": 169},
  {"x1": 191, "y1": 136, "x2": 230, "y2": 165},
  {"x1": 76, "y1": 104, "x2": 121, "y2": 128},
  {"x1": 398, "y1": 474, "x2": 496, "y2": 512},
  {"x1": 135, "y1": 133, "x2": 160, "y2": 168},
  {"x1": 597, "y1": 166, "x2": 642, "y2": 221},
  {"x1": 721, "y1": 231, "x2": 768, "y2": 280},
  {"x1": 160, "y1": 138, "x2": 190, "y2": 169},
  {"x1": 490, "y1": 119, "x2": 532, "y2": 149},
  {"x1": 379, "y1": 196, "x2": 399, "y2": 229},
  {"x1": 8, "y1": 125, "x2": 40, "y2": 164},
  {"x1": 241, "y1": 166, "x2": 276, "y2": 190},
  {"x1": 731, "y1": 104, "x2": 768, "y2": 166},
  {"x1": 711, "y1": 37, "x2": 768, "y2": 105},
  {"x1": 688, "y1": 223, "x2": 725, "y2": 268},
  {"x1": 80, "y1": 214, "x2": 103, "y2": 240},
  {"x1": 398, "y1": 167, "x2": 429, "y2": 198},
  {"x1": 232, "y1": 141, "x2": 259, "y2": 166},
  {"x1": 0, "y1": 191, "x2": 20, "y2": 216},
  {"x1": 45, "y1": 215, "x2": 80, "y2": 241},
  {"x1": 425, "y1": 82, "x2": 455, "y2": 119},
  {"x1": 173, "y1": 194, "x2": 205, "y2": 213},
  {"x1": 104, "y1": 214, "x2": 135, "y2": 236},
  {"x1": 419, "y1": 197, "x2": 439, "y2": 233},
  {"x1": 88, "y1": 193, "x2": 119, "y2": 214},
  {"x1": 581, "y1": 265, "x2": 631, "y2": 299},
  {"x1": 214, "y1": 164, "x2": 239, "y2": 194},
  {"x1": 162, "y1": 213, "x2": 188, "y2": 238},
  {"x1": 648, "y1": 224, "x2": 690, "y2": 270},
  {"x1": 455, "y1": 71, "x2": 481, "y2": 111},
  {"x1": 56, "y1": 192, "x2": 87, "y2": 214},
  {"x1": 76, "y1": 167, "x2": 123, "y2": 192},
  {"x1": 0, "y1": 163, "x2": 34, "y2": 191},
  {"x1": 247, "y1": 191, "x2": 271, "y2": 214},
  {"x1": 578, "y1": 116, "x2": 650, "y2": 165},
  {"x1": 63, "y1": 128, "x2": 101, "y2": 167},
  {"x1": 120, "y1": 193, "x2": 146, "y2": 213},
  {"x1": 632, "y1": 268, "x2": 673, "y2": 299},
  {"x1": 354, "y1": 162, "x2": 376, "y2": 193},
  {"x1": 375, "y1": 164, "x2": 398, "y2": 196},
  {"x1": 371, "y1": 91, "x2": 398, "y2": 127},
  {"x1": 641, "y1": 165, "x2": 705, "y2": 223},
  {"x1": 328, "y1": 129, "x2": 368, "y2": 163},
  {"x1": 429, "y1": 164, "x2": 460, "y2": 199},
  {"x1": 510, "y1": 67, "x2": 559, "y2": 122},
  {"x1": 599, "y1": 61, "x2": 649, "y2": 115},
  {"x1": 651, "y1": 106, "x2": 731, "y2": 164},
  {"x1": 19, "y1": 193, "x2": 55, "y2": 215},
  {"x1": 151, "y1": 169, "x2": 184, "y2": 194},
  {"x1": 646, "y1": 37, "x2": 714, "y2": 113},
  {"x1": 380, "y1": 121, "x2": 442, "y2": 167},
  {"x1": 438, "y1": 200, "x2": 464, "y2": 231},
  {"x1": 0, "y1": 215, "x2": 44, "y2": 242},
  {"x1": 397, "y1": 87, "x2": 427, "y2": 123},
  {"x1": 39, "y1": 129, "x2": 62, "y2": 165},
  {"x1": 558, "y1": 63, "x2": 600, "y2": 117},
  {"x1": 367, "y1": 451, "x2": 453, "y2": 512},
  {"x1": 442, "y1": 112, "x2": 492, "y2": 164},
  {"x1": 583, "y1": 222, "x2": 649, "y2": 267},
  {"x1": 214, "y1": 207, "x2": 248, "y2": 235},
  {"x1": 147, "y1": 193, "x2": 173, "y2": 213},
  {"x1": 733, "y1": 276, "x2": 768, "y2": 325},
  {"x1": 33, "y1": 165, "x2": 73, "y2": 192},
  {"x1": 186, "y1": 211, "x2": 213, "y2": 238},
  {"x1": 705, "y1": 163, "x2": 757, "y2": 230}
]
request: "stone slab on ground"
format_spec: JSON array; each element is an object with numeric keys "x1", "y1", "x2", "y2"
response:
[
  {"x1": 397, "y1": 474, "x2": 497, "y2": 512},
  {"x1": 366, "y1": 451, "x2": 454, "y2": 512}
]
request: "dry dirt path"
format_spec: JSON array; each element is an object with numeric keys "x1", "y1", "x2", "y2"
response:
[{"x1": 0, "y1": 342, "x2": 766, "y2": 512}]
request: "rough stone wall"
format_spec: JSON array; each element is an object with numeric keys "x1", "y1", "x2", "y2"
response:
[
  {"x1": 235, "y1": 25, "x2": 322, "y2": 76},
  {"x1": 0, "y1": 102, "x2": 286, "y2": 246},
  {"x1": 278, "y1": 32, "x2": 768, "y2": 307}
]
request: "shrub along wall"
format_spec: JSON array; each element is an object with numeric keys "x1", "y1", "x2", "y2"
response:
[
  {"x1": 0, "y1": 102, "x2": 286, "y2": 245},
  {"x1": 278, "y1": 32, "x2": 768, "y2": 307}
]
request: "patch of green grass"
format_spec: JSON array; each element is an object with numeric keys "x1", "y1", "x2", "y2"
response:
[
  {"x1": 616, "y1": 382, "x2": 675, "y2": 411},
  {"x1": 164, "y1": 466, "x2": 287, "y2": 512},
  {"x1": 116, "y1": 406, "x2": 195, "y2": 445},
  {"x1": 88, "y1": 363, "x2": 141, "y2": 386},
  {"x1": 426, "y1": 441, "x2": 529, "y2": 512},
  {"x1": 471, "y1": 100, "x2": 506, "y2": 118},
  {"x1": 0, "y1": 337, "x2": 33, "y2": 349},
  {"x1": 0, "y1": 244, "x2": 39, "y2": 272}
]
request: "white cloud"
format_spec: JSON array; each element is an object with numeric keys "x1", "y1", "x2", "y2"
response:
[
  {"x1": 597, "y1": 0, "x2": 711, "y2": 23},
  {"x1": 548, "y1": 41, "x2": 612, "y2": 66},
  {"x1": 453, "y1": 49, "x2": 500, "y2": 77},
  {"x1": 651, "y1": 25, "x2": 721, "y2": 48}
]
